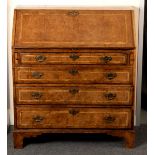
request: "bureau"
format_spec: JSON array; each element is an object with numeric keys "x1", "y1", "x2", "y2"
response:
[{"x1": 12, "y1": 9, "x2": 136, "y2": 148}]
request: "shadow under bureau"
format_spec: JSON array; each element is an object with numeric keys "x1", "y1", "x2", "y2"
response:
[{"x1": 12, "y1": 9, "x2": 136, "y2": 148}]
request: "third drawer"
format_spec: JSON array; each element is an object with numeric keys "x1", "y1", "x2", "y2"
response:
[{"x1": 15, "y1": 85, "x2": 133, "y2": 106}]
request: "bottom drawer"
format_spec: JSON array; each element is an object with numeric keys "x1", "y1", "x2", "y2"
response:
[{"x1": 16, "y1": 107, "x2": 132, "y2": 129}]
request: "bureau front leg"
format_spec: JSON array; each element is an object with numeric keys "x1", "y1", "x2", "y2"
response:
[
  {"x1": 124, "y1": 131, "x2": 135, "y2": 148},
  {"x1": 13, "y1": 132, "x2": 24, "y2": 149}
]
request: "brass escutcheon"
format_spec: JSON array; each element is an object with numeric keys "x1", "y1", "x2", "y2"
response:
[
  {"x1": 100, "y1": 56, "x2": 112, "y2": 64},
  {"x1": 104, "y1": 115, "x2": 116, "y2": 123},
  {"x1": 35, "y1": 55, "x2": 46, "y2": 62},
  {"x1": 105, "y1": 93, "x2": 116, "y2": 100},
  {"x1": 68, "y1": 68, "x2": 79, "y2": 75},
  {"x1": 69, "y1": 53, "x2": 79, "y2": 61},
  {"x1": 67, "y1": 10, "x2": 79, "y2": 16},
  {"x1": 31, "y1": 92, "x2": 42, "y2": 99},
  {"x1": 105, "y1": 72, "x2": 117, "y2": 80},
  {"x1": 33, "y1": 115, "x2": 44, "y2": 122},
  {"x1": 32, "y1": 72, "x2": 44, "y2": 79},
  {"x1": 69, "y1": 88, "x2": 79, "y2": 95},
  {"x1": 69, "y1": 109, "x2": 79, "y2": 116}
]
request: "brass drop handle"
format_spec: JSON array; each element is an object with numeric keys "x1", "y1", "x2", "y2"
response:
[
  {"x1": 69, "y1": 88, "x2": 79, "y2": 95},
  {"x1": 104, "y1": 115, "x2": 116, "y2": 123},
  {"x1": 67, "y1": 10, "x2": 79, "y2": 16},
  {"x1": 69, "y1": 69, "x2": 79, "y2": 75},
  {"x1": 69, "y1": 53, "x2": 79, "y2": 61},
  {"x1": 105, "y1": 93, "x2": 116, "y2": 100},
  {"x1": 32, "y1": 72, "x2": 44, "y2": 79},
  {"x1": 33, "y1": 116, "x2": 44, "y2": 122},
  {"x1": 35, "y1": 55, "x2": 46, "y2": 62},
  {"x1": 31, "y1": 92, "x2": 42, "y2": 99},
  {"x1": 100, "y1": 56, "x2": 112, "y2": 64},
  {"x1": 105, "y1": 72, "x2": 117, "y2": 80},
  {"x1": 69, "y1": 109, "x2": 79, "y2": 116}
]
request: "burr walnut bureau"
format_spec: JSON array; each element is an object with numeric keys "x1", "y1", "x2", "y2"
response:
[{"x1": 12, "y1": 9, "x2": 136, "y2": 148}]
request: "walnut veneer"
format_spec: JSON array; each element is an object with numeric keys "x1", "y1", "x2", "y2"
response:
[{"x1": 12, "y1": 9, "x2": 136, "y2": 148}]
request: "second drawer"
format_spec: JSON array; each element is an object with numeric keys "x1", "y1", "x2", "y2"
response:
[
  {"x1": 14, "y1": 65, "x2": 133, "y2": 84},
  {"x1": 15, "y1": 85, "x2": 133, "y2": 106}
]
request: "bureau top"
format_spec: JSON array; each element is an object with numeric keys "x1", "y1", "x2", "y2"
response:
[{"x1": 12, "y1": 9, "x2": 135, "y2": 49}]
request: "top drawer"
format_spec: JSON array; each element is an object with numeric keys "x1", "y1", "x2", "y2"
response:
[
  {"x1": 15, "y1": 52, "x2": 129, "y2": 65},
  {"x1": 13, "y1": 10, "x2": 135, "y2": 49}
]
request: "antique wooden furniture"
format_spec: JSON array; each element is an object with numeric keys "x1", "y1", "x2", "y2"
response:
[{"x1": 12, "y1": 9, "x2": 136, "y2": 148}]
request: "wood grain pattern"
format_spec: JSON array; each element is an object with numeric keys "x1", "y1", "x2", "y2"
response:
[
  {"x1": 14, "y1": 65, "x2": 133, "y2": 84},
  {"x1": 15, "y1": 85, "x2": 133, "y2": 105},
  {"x1": 17, "y1": 52, "x2": 128, "y2": 65},
  {"x1": 12, "y1": 9, "x2": 136, "y2": 149},
  {"x1": 16, "y1": 107, "x2": 132, "y2": 129},
  {"x1": 13, "y1": 10, "x2": 135, "y2": 49}
]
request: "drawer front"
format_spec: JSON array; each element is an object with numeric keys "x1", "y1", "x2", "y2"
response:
[
  {"x1": 16, "y1": 107, "x2": 132, "y2": 129},
  {"x1": 16, "y1": 85, "x2": 133, "y2": 106},
  {"x1": 14, "y1": 66, "x2": 132, "y2": 84},
  {"x1": 18, "y1": 52, "x2": 128, "y2": 65}
]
